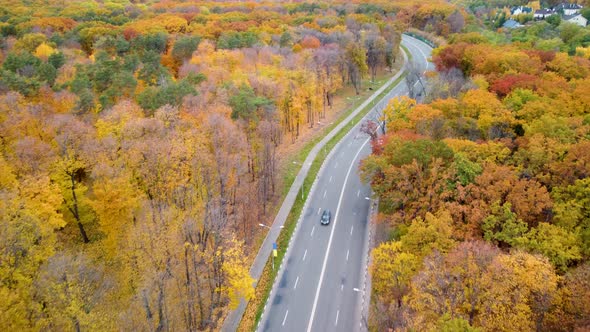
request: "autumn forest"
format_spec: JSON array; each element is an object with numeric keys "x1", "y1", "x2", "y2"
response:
[
  {"x1": 0, "y1": 0, "x2": 424, "y2": 330},
  {"x1": 1, "y1": 0, "x2": 589, "y2": 331},
  {"x1": 363, "y1": 0, "x2": 590, "y2": 330}
]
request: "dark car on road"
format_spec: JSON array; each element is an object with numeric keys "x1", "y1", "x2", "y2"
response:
[{"x1": 320, "y1": 209, "x2": 331, "y2": 225}]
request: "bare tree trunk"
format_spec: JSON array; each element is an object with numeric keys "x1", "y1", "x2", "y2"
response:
[
  {"x1": 183, "y1": 248, "x2": 196, "y2": 332},
  {"x1": 322, "y1": 88, "x2": 327, "y2": 119},
  {"x1": 142, "y1": 290, "x2": 154, "y2": 329},
  {"x1": 62, "y1": 272, "x2": 82, "y2": 332},
  {"x1": 67, "y1": 173, "x2": 89, "y2": 243},
  {"x1": 192, "y1": 255, "x2": 205, "y2": 330},
  {"x1": 155, "y1": 283, "x2": 166, "y2": 332},
  {"x1": 405, "y1": 60, "x2": 425, "y2": 100}
]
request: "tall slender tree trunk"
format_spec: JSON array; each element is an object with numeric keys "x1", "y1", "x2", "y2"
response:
[
  {"x1": 68, "y1": 173, "x2": 89, "y2": 243},
  {"x1": 322, "y1": 88, "x2": 327, "y2": 119},
  {"x1": 184, "y1": 248, "x2": 195, "y2": 331},
  {"x1": 192, "y1": 256, "x2": 205, "y2": 330},
  {"x1": 155, "y1": 284, "x2": 166, "y2": 332},
  {"x1": 142, "y1": 290, "x2": 154, "y2": 325}
]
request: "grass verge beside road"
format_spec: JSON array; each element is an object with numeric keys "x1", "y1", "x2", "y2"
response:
[
  {"x1": 250, "y1": 74, "x2": 396, "y2": 253},
  {"x1": 238, "y1": 70, "x2": 407, "y2": 331},
  {"x1": 401, "y1": 44, "x2": 411, "y2": 60}
]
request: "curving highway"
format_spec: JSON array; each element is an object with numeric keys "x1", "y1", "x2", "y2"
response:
[{"x1": 257, "y1": 35, "x2": 433, "y2": 332}]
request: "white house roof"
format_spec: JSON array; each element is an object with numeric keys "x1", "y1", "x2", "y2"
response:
[
  {"x1": 564, "y1": 13, "x2": 585, "y2": 20},
  {"x1": 503, "y1": 19, "x2": 523, "y2": 28},
  {"x1": 535, "y1": 9, "x2": 555, "y2": 15},
  {"x1": 556, "y1": 3, "x2": 583, "y2": 10},
  {"x1": 511, "y1": 6, "x2": 533, "y2": 14}
]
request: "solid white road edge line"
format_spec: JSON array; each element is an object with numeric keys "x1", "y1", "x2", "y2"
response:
[
  {"x1": 306, "y1": 137, "x2": 370, "y2": 332},
  {"x1": 254, "y1": 39, "x2": 419, "y2": 331},
  {"x1": 404, "y1": 37, "x2": 429, "y2": 69}
]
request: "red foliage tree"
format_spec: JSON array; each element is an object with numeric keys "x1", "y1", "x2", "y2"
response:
[
  {"x1": 123, "y1": 27, "x2": 139, "y2": 41},
  {"x1": 490, "y1": 73, "x2": 538, "y2": 97},
  {"x1": 433, "y1": 42, "x2": 468, "y2": 72},
  {"x1": 300, "y1": 35, "x2": 321, "y2": 49},
  {"x1": 525, "y1": 49, "x2": 556, "y2": 64}
]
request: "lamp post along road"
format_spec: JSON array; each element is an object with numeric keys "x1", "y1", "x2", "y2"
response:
[
  {"x1": 259, "y1": 224, "x2": 283, "y2": 271},
  {"x1": 293, "y1": 161, "x2": 307, "y2": 202},
  {"x1": 221, "y1": 35, "x2": 432, "y2": 332},
  {"x1": 272, "y1": 242, "x2": 278, "y2": 270},
  {"x1": 302, "y1": 182, "x2": 304, "y2": 201},
  {"x1": 256, "y1": 35, "x2": 433, "y2": 332}
]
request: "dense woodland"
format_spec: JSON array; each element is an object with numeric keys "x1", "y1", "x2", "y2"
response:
[
  {"x1": 363, "y1": 7, "x2": 590, "y2": 331},
  {"x1": 0, "y1": 0, "x2": 471, "y2": 331}
]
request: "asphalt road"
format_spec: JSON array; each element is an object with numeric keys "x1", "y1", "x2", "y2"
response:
[{"x1": 258, "y1": 35, "x2": 433, "y2": 332}]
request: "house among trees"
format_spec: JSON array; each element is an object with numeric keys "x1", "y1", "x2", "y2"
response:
[
  {"x1": 510, "y1": 6, "x2": 533, "y2": 16},
  {"x1": 555, "y1": 2, "x2": 583, "y2": 15},
  {"x1": 564, "y1": 13, "x2": 588, "y2": 26},
  {"x1": 532, "y1": 2, "x2": 585, "y2": 26},
  {"x1": 503, "y1": 18, "x2": 524, "y2": 29},
  {"x1": 534, "y1": 8, "x2": 556, "y2": 19}
]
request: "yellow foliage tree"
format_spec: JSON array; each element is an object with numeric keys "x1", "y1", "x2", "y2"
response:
[
  {"x1": 14, "y1": 33, "x2": 47, "y2": 53},
  {"x1": 91, "y1": 173, "x2": 141, "y2": 256},
  {"x1": 461, "y1": 89, "x2": 515, "y2": 138},
  {"x1": 382, "y1": 96, "x2": 417, "y2": 132},
  {"x1": 20, "y1": 175, "x2": 66, "y2": 231},
  {"x1": 575, "y1": 46, "x2": 590, "y2": 59},
  {"x1": 0, "y1": 155, "x2": 17, "y2": 189},
  {"x1": 479, "y1": 251, "x2": 559, "y2": 331},
  {"x1": 401, "y1": 209, "x2": 457, "y2": 258},
  {"x1": 371, "y1": 241, "x2": 420, "y2": 306},
  {"x1": 0, "y1": 173, "x2": 63, "y2": 330},
  {"x1": 222, "y1": 239, "x2": 255, "y2": 309}
]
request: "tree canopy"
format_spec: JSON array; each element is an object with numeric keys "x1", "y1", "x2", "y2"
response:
[{"x1": 365, "y1": 11, "x2": 590, "y2": 330}]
